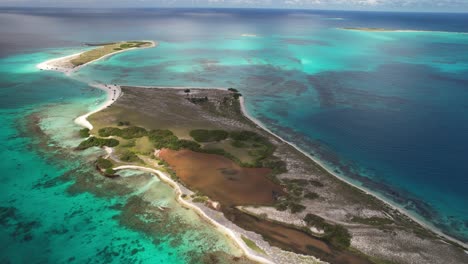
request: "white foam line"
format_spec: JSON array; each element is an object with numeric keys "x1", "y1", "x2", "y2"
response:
[
  {"x1": 114, "y1": 165, "x2": 274, "y2": 264},
  {"x1": 74, "y1": 83, "x2": 121, "y2": 130},
  {"x1": 239, "y1": 96, "x2": 468, "y2": 249}
]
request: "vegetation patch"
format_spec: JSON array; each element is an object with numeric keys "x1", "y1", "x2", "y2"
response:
[
  {"x1": 117, "y1": 121, "x2": 131, "y2": 126},
  {"x1": 98, "y1": 126, "x2": 147, "y2": 139},
  {"x1": 96, "y1": 157, "x2": 113, "y2": 169},
  {"x1": 304, "y1": 191, "x2": 319, "y2": 200},
  {"x1": 304, "y1": 213, "x2": 351, "y2": 249},
  {"x1": 187, "y1": 96, "x2": 208, "y2": 104},
  {"x1": 119, "y1": 150, "x2": 143, "y2": 163},
  {"x1": 70, "y1": 41, "x2": 152, "y2": 66},
  {"x1": 79, "y1": 128, "x2": 90, "y2": 138},
  {"x1": 241, "y1": 235, "x2": 266, "y2": 255},
  {"x1": 351, "y1": 216, "x2": 394, "y2": 226},
  {"x1": 77, "y1": 137, "x2": 119, "y2": 150},
  {"x1": 309, "y1": 180, "x2": 324, "y2": 187},
  {"x1": 190, "y1": 129, "x2": 229, "y2": 142}
]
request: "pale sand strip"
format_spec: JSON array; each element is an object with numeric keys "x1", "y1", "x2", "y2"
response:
[
  {"x1": 36, "y1": 40, "x2": 157, "y2": 75},
  {"x1": 74, "y1": 83, "x2": 121, "y2": 130},
  {"x1": 113, "y1": 165, "x2": 274, "y2": 264},
  {"x1": 239, "y1": 97, "x2": 468, "y2": 249}
]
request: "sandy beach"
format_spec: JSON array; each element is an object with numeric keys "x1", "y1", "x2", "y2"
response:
[
  {"x1": 113, "y1": 165, "x2": 274, "y2": 264},
  {"x1": 36, "y1": 40, "x2": 157, "y2": 75},
  {"x1": 74, "y1": 83, "x2": 121, "y2": 130},
  {"x1": 37, "y1": 45, "x2": 467, "y2": 263}
]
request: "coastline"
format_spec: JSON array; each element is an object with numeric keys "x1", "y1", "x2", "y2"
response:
[
  {"x1": 113, "y1": 165, "x2": 274, "y2": 264},
  {"x1": 71, "y1": 83, "x2": 280, "y2": 263},
  {"x1": 36, "y1": 47, "x2": 467, "y2": 262},
  {"x1": 239, "y1": 96, "x2": 468, "y2": 250},
  {"x1": 74, "y1": 83, "x2": 122, "y2": 130},
  {"x1": 36, "y1": 40, "x2": 157, "y2": 75}
]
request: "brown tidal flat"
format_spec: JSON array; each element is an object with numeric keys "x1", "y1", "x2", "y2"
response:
[
  {"x1": 159, "y1": 148, "x2": 284, "y2": 206},
  {"x1": 225, "y1": 208, "x2": 373, "y2": 264}
]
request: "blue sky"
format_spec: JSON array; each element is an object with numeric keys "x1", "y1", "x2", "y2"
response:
[{"x1": 1, "y1": 0, "x2": 467, "y2": 12}]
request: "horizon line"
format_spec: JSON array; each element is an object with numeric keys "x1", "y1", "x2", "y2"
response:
[{"x1": 0, "y1": 6, "x2": 467, "y2": 14}]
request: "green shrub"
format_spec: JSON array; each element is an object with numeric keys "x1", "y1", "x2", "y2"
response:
[
  {"x1": 304, "y1": 213, "x2": 351, "y2": 249},
  {"x1": 172, "y1": 140, "x2": 201, "y2": 151},
  {"x1": 79, "y1": 128, "x2": 90, "y2": 138},
  {"x1": 229, "y1": 131, "x2": 261, "y2": 141},
  {"x1": 228, "y1": 88, "x2": 239, "y2": 93},
  {"x1": 98, "y1": 126, "x2": 147, "y2": 139},
  {"x1": 304, "y1": 192, "x2": 319, "y2": 200},
  {"x1": 309, "y1": 180, "x2": 324, "y2": 187},
  {"x1": 262, "y1": 159, "x2": 287, "y2": 174},
  {"x1": 190, "y1": 129, "x2": 228, "y2": 142},
  {"x1": 77, "y1": 137, "x2": 119, "y2": 150},
  {"x1": 120, "y1": 150, "x2": 142, "y2": 163},
  {"x1": 117, "y1": 121, "x2": 131, "y2": 126},
  {"x1": 120, "y1": 126, "x2": 147, "y2": 139},
  {"x1": 96, "y1": 157, "x2": 113, "y2": 169},
  {"x1": 192, "y1": 196, "x2": 209, "y2": 203},
  {"x1": 324, "y1": 224, "x2": 351, "y2": 249},
  {"x1": 98, "y1": 127, "x2": 121, "y2": 137},
  {"x1": 148, "y1": 129, "x2": 200, "y2": 151},
  {"x1": 289, "y1": 203, "x2": 306, "y2": 213},
  {"x1": 105, "y1": 168, "x2": 115, "y2": 175}
]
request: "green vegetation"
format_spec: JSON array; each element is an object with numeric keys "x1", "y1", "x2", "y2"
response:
[
  {"x1": 119, "y1": 150, "x2": 143, "y2": 163},
  {"x1": 241, "y1": 235, "x2": 266, "y2": 255},
  {"x1": 309, "y1": 179, "x2": 324, "y2": 187},
  {"x1": 79, "y1": 128, "x2": 90, "y2": 138},
  {"x1": 70, "y1": 41, "x2": 152, "y2": 66},
  {"x1": 190, "y1": 129, "x2": 229, "y2": 142},
  {"x1": 227, "y1": 88, "x2": 239, "y2": 93},
  {"x1": 98, "y1": 126, "x2": 147, "y2": 139},
  {"x1": 304, "y1": 191, "x2": 319, "y2": 200},
  {"x1": 187, "y1": 97, "x2": 208, "y2": 104},
  {"x1": 229, "y1": 131, "x2": 279, "y2": 167},
  {"x1": 77, "y1": 137, "x2": 119, "y2": 150},
  {"x1": 117, "y1": 121, "x2": 131, "y2": 126},
  {"x1": 148, "y1": 129, "x2": 201, "y2": 151},
  {"x1": 304, "y1": 213, "x2": 351, "y2": 249},
  {"x1": 105, "y1": 168, "x2": 116, "y2": 175},
  {"x1": 96, "y1": 157, "x2": 113, "y2": 169},
  {"x1": 233, "y1": 93, "x2": 242, "y2": 99},
  {"x1": 351, "y1": 216, "x2": 394, "y2": 226},
  {"x1": 191, "y1": 192, "x2": 209, "y2": 203}
]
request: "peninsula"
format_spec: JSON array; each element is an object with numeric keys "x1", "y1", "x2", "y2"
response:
[{"x1": 39, "y1": 42, "x2": 468, "y2": 264}]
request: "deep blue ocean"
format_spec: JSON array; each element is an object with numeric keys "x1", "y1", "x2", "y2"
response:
[{"x1": 1, "y1": 8, "x2": 467, "y2": 261}]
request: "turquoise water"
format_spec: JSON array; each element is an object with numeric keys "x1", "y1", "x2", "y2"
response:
[
  {"x1": 0, "y1": 45, "x2": 242, "y2": 263},
  {"x1": 73, "y1": 20, "x2": 468, "y2": 242},
  {"x1": 1, "y1": 8, "x2": 468, "y2": 262}
]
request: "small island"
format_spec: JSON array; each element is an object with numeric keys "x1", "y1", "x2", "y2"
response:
[
  {"x1": 341, "y1": 27, "x2": 396, "y2": 32},
  {"x1": 37, "y1": 40, "x2": 156, "y2": 74}
]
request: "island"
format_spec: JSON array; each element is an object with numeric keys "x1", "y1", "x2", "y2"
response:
[
  {"x1": 37, "y1": 40, "x2": 156, "y2": 74},
  {"x1": 39, "y1": 42, "x2": 468, "y2": 264}
]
